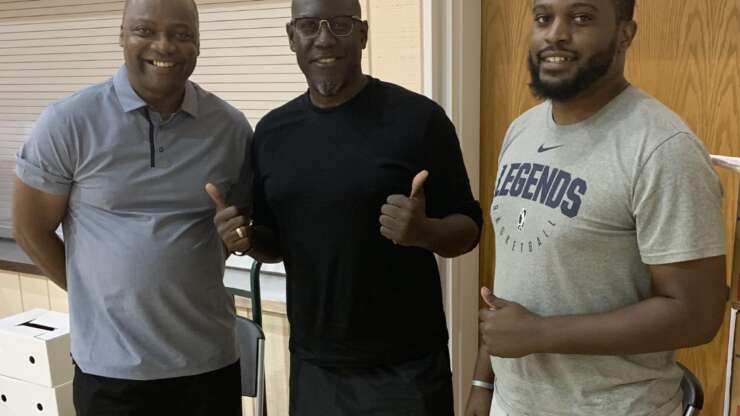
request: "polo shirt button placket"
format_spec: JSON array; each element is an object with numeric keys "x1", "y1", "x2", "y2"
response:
[{"x1": 156, "y1": 123, "x2": 171, "y2": 169}]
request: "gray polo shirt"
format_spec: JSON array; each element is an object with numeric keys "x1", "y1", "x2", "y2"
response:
[{"x1": 16, "y1": 66, "x2": 253, "y2": 380}]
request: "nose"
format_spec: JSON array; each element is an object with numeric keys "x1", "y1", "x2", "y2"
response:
[
  {"x1": 544, "y1": 17, "x2": 571, "y2": 45},
  {"x1": 314, "y1": 20, "x2": 338, "y2": 47},
  {"x1": 152, "y1": 33, "x2": 176, "y2": 54}
]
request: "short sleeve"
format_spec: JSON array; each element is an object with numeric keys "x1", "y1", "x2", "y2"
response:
[
  {"x1": 15, "y1": 105, "x2": 75, "y2": 195},
  {"x1": 250, "y1": 131, "x2": 278, "y2": 231},
  {"x1": 423, "y1": 106, "x2": 483, "y2": 230},
  {"x1": 633, "y1": 133, "x2": 725, "y2": 264}
]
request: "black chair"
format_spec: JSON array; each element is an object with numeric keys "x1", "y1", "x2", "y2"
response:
[
  {"x1": 678, "y1": 363, "x2": 703, "y2": 416},
  {"x1": 236, "y1": 315, "x2": 265, "y2": 415},
  {"x1": 226, "y1": 261, "x2": 267, "y2": 416}
]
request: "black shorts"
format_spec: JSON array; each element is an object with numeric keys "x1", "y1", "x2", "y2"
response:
[
  {"x1": 73, "y1": 360, "x2": 241, "y2": 416},
  {"x1": 289, "y1": 347, "x2": 454, "y2": 416}
]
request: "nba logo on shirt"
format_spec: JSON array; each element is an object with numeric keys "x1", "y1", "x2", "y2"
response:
[{"x1": 517, "y1": 209, "x2": 528, "y2": 231}]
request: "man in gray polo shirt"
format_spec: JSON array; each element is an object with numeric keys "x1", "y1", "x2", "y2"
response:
[{"x1": 12, "y1": 0, "x2": 251, "y2": 414}]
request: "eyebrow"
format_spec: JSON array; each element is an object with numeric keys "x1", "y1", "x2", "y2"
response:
[
  {"x1": 127, "y1": 17, "x2": 154, "y2": 24},
  {"x1": 569, "y1": 2, "x2": 600, "y2": 12},
  {"x1": 532, "y1": 1, "x2": 600, "y2": 13},
  {"x1": 127, "y1": 18, "x2": 195, "y2": 28}
]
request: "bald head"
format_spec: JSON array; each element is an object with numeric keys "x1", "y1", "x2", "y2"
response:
[
  {"x1": 291, "y1": 0, "x2": 361, "y2": 18},
  {"x1": 123, "y1": 0, "x2": 199, "y2": 27}
]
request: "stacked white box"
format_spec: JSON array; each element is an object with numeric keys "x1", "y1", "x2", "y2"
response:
[{"x1": 0, "y1": 309, "x2": 75, "y2": 416}]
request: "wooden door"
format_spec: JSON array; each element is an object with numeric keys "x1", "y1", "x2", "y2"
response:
[{"x1": 480, "y1": 1, "x2": 740, "y2": 414}]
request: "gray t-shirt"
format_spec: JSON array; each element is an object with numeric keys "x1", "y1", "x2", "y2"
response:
[
  {"x1": 490, "y1": 87, "x2": 725, "y2": 416},
  {"x1": 16, "y1": 66, "x2": 253, "y2": 380}
]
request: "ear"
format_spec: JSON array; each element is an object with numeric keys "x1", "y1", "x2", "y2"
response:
[
  {"x1": 359, "y1": 20, "x2": 369, "y2": 50},
  {"x1": 286, "y1": 23, "x2": 296, "y2": 52},
  {"x1": 618, "y1": 20, "x2": 637, "y2": 54},
  {"x1": 119, "y1": 25, "x2": 124, "y2": 48}
]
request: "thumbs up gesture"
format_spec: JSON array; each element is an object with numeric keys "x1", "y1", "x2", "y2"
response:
[
  {"x1": 380, "y1": 170, "x2": 430, "y2": 247},
  {"x1": 478, "y1": 287, "x2": 544, "y2": 358},
  {"x1": 205, "y1": 183, "x2": 252, "y2": 254}
]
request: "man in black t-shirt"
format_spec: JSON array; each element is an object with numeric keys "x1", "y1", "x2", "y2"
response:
[{"x1": 207, "y1": 0, "x2": 482, "y2": 414}]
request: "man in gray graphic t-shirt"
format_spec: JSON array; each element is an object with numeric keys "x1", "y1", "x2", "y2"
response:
[{"x1": 465, "y1": 1, "x2": 726, "y2": 416}]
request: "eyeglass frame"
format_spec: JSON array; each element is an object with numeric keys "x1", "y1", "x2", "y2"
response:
[{"x1": 289, "y1": 15, "x2": 364, "y2": 38}]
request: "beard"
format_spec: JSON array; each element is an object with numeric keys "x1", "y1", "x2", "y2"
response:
[
  {"x1": 311, "y1": 78, "x2": 345, "y2": 97},
  {"x1": 528, "y1": 39, "x2": 617, "y2": 101}
]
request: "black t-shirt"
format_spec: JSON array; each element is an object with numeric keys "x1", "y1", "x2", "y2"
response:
[{"x1": 250, "y1": 77, "x2": 482, "y2": 366}]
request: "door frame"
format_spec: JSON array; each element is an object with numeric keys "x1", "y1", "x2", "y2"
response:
[{"x1": 422, "y1": 1, "x2": 482, "y2": 413}]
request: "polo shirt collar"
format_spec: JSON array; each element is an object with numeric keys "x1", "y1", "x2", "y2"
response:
[
  {"x1": 113, "y1": 65, "x2": 199, "y2": 118},
  {"x1": 180, "y1": 81, "x2": 198, "y2": 118}
]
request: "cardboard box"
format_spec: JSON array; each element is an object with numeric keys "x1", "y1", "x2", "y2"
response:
[
  {"x1": 0, "y1": 374, "x2": 73, "y2": 416},
  {"x1": 0, "y1": 309, "x2": 72, "y2": 387},
  {"x1": 711, "y1": 155, "x2": 740, "y2": 306}
]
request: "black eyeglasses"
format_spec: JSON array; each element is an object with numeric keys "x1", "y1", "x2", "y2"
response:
[{"x1": 290, "y1": 15, "x2": 362, "y2": 38}]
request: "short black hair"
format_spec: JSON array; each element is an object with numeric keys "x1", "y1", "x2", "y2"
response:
[{"x1": 613, "y1": 0, "x2": 635, "y2": 22}]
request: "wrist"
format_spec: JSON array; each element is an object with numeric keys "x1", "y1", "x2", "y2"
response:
[
  {"x1": 233, "y1": 240, "x2": 253, "y2": 256},
  {"x1": 471, "y1": 379, "x2": 495, "y2": 391},
  {"x1": 418, "y1": 217, "x2": 438, "y2": 251},
  {"x1": 533, "y1": 315, "x2": 553, "y2": 354}
]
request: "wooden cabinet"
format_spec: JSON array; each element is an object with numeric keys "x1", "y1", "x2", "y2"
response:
[
  {"x1": 0, "y1": 271, "x2": 68, "y2": 318},
  {"x1": 0, "y1": 270, "x2": 22, "y2": 317},
  {"x1": 19, "y1": 273, "x2": 50, "y2": 311}
]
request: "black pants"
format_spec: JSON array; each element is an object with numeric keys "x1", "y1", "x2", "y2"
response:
[
  {"x1": 73, "y1": 361, "x2": 241, "y2": 416},
  {"x1": 289, "y1": 347, "x2": 455, "y2": 416}
]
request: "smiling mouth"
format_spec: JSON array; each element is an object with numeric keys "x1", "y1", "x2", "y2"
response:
[
  {"x1": 146, "y1": 60, "x2": 176, "y2": 68},
  {"x1": 542, "y1": 56, "x2": 576, "y2": 64},
  {"x1": 314, "y1": 57, "x2": 341, "y2": 66}
]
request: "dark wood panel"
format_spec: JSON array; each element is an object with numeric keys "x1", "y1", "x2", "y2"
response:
[
  {"x1": 480, "y1": 1, "x2": 536, "y2": 292},
  {"x1": 481, "y1": 1, "x2": 740, "y2": 414}
]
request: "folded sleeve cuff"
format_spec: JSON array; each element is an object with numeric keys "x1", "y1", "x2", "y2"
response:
[{"x1": 16, "y1": 155, "x2": 72, "y2": 195}]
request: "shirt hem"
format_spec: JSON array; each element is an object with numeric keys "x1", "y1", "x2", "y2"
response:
[
  {"x1": 73, "y1": 352, "x2": 239, "y2": 381},
  {"x1": 641, "y1": 245, "x2": 726, "y2": 265}
]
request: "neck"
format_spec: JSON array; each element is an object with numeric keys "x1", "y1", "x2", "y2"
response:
[
  {"x1": 309, "y1": 73, "x2": 369, "y2": 109},
  {"x1": 551, "y1": 75, "x2": 630, "y2": 125},
  {"x1": 131, "y1": 84, "x2": 185, "y2": 119},
  {"x1": 146, "y1": 91, "x2": 184, "y2": 119}
]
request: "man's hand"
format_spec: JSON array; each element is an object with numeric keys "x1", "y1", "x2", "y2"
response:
[
  {"x1": 379, "y1": 170, "x2": 430, "y2": 247},
  {"x1": 205, "y1": 183, "x2": 251, "y2": 254},
  {"x1": 479, "y1": 287, "x2": 544, "y2": 358},
  {"x1": 465, "y1": 387, "x2": 493, "y2": 416}
]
